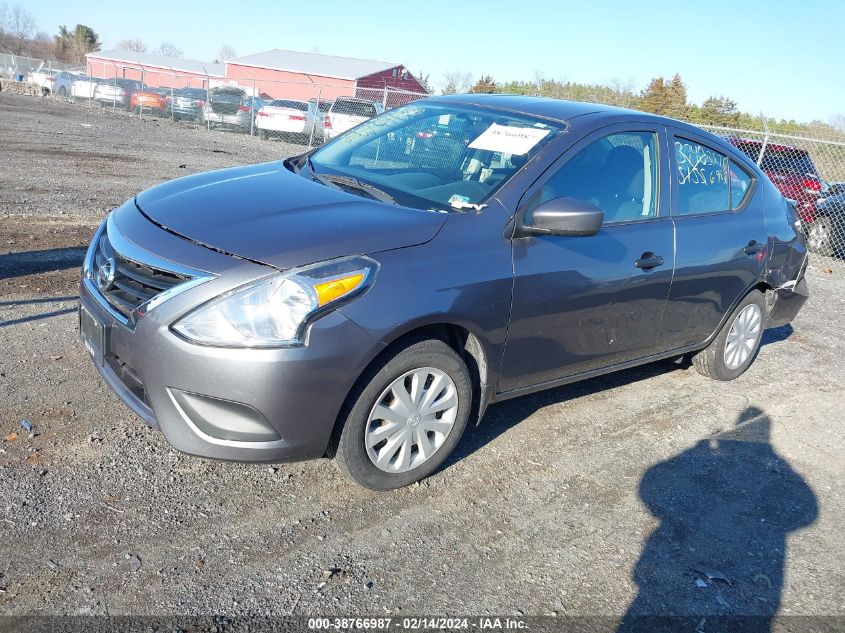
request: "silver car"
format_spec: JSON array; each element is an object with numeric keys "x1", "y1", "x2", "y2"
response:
[{"x1": 201, "y1": 86, "x2": 252, "y2": 131}]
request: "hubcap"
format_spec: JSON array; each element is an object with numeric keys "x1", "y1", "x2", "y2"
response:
[
  {"x1": 724, "y1": 304, "x2": 762, "y2": 370},
  {"x1": 808, "y1": 222, "x2": 829, "y2": 250},
  {"x1": 365, "y1": 367, "x2": 459, "y2": 473}
]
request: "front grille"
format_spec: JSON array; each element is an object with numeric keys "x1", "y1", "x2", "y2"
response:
[{"x1": 92, "y1": 227, "x2": 190, "y2": 319}]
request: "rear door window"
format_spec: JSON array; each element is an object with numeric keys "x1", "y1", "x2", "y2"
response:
[{"x1": 674, "y1": 139, "x2": 730, "y2": 215}]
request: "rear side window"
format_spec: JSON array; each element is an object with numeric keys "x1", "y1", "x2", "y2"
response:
[
  {"x1": 675, "y1": 139, "x2": 729, "y2": 215},
  {"x1": 729, "y1": 161, "x2": 753, "y2": 209}
]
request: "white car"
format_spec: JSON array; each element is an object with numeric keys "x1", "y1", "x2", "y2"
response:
[
  {"x1": 255, "y1": 99, "x2": 329, "y2": 142},
  {"x1": 71, "y1": 75, "x2": 103, "y2": 100},
  {"x1": 324, "y1": 97, "x2": 384, "y2": 140},
  {"x1": 27, "y1": 69, "x2": 76, "y2": 96}
]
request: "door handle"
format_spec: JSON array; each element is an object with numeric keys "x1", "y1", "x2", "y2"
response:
[
  {"x1": 634, "y1": 253, "x2": 665, "y2": 269},
  {"x1": 744, "y1": 241, "x2": 764, "y2": 256}
]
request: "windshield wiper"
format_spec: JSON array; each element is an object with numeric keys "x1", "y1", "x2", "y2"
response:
[
  {"x1": 319, "y1": 174, "x2": 397, "y2": 205},
  {"x1": 302, "y1": 159, "x2": 396, "y2": 205}
]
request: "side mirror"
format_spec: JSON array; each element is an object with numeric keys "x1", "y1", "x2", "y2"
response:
[{"x1": 519, "y1": 197, "x2": 605, "y2": 237}]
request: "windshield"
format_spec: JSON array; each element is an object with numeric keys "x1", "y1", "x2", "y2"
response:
[{"x1": 308, "y1": 102, "x2": 564, "y2": 212}]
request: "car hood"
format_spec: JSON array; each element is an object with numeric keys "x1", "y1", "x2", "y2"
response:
[{"x1": 134, "y1": 162, "x2": 447, "y2": 270}]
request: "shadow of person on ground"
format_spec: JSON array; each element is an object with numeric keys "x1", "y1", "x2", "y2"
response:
[{"x1": 619, "y1": 407, "x2": 818, "y2": 633}]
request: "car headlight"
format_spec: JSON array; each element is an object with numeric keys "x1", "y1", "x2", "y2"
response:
[{"x1": 171, "y1": 255, "x2": 378, "y2": 347}]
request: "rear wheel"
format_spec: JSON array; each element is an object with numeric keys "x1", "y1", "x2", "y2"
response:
[
  {"x1": 58, "y1": 86, "x2": 67, "y2": 97},
  {"x1": 692, "y1": 290, "x2": 765, "y2": 381},
  {"x1": 334, "y1": 339, "x2": 472, "y2": 490},
  {"x1": 807, "y1": 218, "x2": 834, "y2": 257}
]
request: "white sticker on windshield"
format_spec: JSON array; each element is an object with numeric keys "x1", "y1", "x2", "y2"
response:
[{"x1": 468, "y1": 123, "x2": 550, "y2": 155}]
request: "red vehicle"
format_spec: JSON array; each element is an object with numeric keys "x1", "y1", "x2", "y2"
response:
[
  {"x1": 130, "y1": 89, "x2": 167, "y2": 116},
  {"x1": 728, "y1": 138, "x2": 824, "y2": 225}
]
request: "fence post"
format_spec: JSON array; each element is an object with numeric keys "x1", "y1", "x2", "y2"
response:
[
  {"x1": 308, "y1": 87, "x2": 322, "y2": 149},
  {"x1": 250, "y1": 78, "x2": 256, "y2": 137},
  {"x1": 757, "y1": 112, "x2": 770, "y2": 167}
]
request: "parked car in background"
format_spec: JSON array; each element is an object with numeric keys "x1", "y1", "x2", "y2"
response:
[
  {"x1": 728, "y1": 138, "x2": 826, "y2": 226},
  {"x1": 202, "y1": 86, "x2": 253, "y2": 132},
  {"x1": 94, "y1": 79, "x2": 142, "y2": 109},
  {"x1": 71, "y1": 75, "x2": 104, "y2": 100},
  {"x1": 164, "y1": 88, "x2": 207, "y2": 122},
  {"x1": 255, "y1": 99, "x2": 315, "y2": 141},
  {"x1": 308, "y1": 98, "x2": 333, "y2": 142},
  {"x1": 808, "y1": 191, "x2": 845, "y2": 257},
  {"x1": 79, "y1": 96, "x2": 809, "y2": 490},
  {"x1": 28, "y1": 69, "x2": 76, "y2": 96},
  {"x1": 130, "y1": 89, "x2": 167, "y2": 116},
  {"x1": 324, "y1": 97, "x2": 384, "y2": 140}
]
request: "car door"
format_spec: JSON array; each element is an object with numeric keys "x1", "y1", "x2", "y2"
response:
[
  {"x1": 498, "y1": 124, "x2": 675, "y2": 393},
  {"x1": 658, "y1": 129, "x2": 767, "y2": 350}
]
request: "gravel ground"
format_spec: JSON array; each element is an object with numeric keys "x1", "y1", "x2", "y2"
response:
[{"x1": 0, "y1": 92, "x2": 843, "y2": 625}]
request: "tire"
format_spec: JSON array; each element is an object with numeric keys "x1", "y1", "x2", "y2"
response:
[
  {"x1": 258, "y1": 129, "x2": 268, "y2": 140},
  {"x1": 58, "y1": 86, "x2": 67, "y2": 97},
  {"x1": 807, "y1": 218, "x2": 834, "y2": 257},
  {"x1": 692, "y1": 290, "x2": 766, "y2": 381},
  {"x1": 334, "y1": 339, "x2": 473, "y2": 490}
]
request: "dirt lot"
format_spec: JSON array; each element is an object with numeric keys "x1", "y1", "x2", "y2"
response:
[{"x1": 0, "y1": 92, "x2": 843, "y2": 625}]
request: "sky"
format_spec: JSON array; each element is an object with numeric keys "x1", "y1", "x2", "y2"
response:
[{"x1": 23, "y1": 0, "x2": 845, "y2": 123}]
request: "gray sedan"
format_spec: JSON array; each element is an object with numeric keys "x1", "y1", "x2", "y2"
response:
[{"x1": 79, "y1": 96, "x2": 809, "y2": 489}]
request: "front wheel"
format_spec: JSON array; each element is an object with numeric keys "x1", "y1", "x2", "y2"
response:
[
  {"x1": 58, "y1": 86, "x2": 67, "y2": 97},
  {"x1": 334, "y1": 339, "x2": 472, "y2": 490},
  {"x1": 692, "y1": 290, "x2": 765, "y2": 381}
]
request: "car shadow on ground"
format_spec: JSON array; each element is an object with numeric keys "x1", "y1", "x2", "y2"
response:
[
  {"x1": 617, "y1": 407, "x2": 817, "y2": 631},
  {"x1": 0, "y1": 246, "x2": 86, "y2": 279},
  {"x1": 448, "y1": 357, "x2": 689, "y2": 467}
]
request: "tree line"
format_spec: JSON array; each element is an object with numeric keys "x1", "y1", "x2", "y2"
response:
[{"x1": 432, "y1": 71, "x2": 845, "y2": 139}]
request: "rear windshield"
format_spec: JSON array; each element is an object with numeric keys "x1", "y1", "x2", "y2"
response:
[
  {"x1": 332, "y1": 100, "x2": 377, "y2": 117},
  {"x1": 733, "y1": 141, "x2": 818, "y2": 176},
  {"x1": 760, "y1": 152, "x2": 818, "y2": 176},
  {"x1": 270, "y1": 100, "x2": 308, "y2": 111},
  {"x1": 212, "y1": 88, "x2": 245, "y2": 98}
]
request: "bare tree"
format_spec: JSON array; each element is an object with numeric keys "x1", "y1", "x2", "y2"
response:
[
  {"x1": 442, "y1": 70, "x2": 473, "y2": 95},
  {"x1": 153, "y1": 41, "x2": 183, "y2": 58},
  {"x1": 830, "y1": 114, "x2": 845, "y2": 133},
  {"x1": 0, "y1": 3, "x2": 8, "y2": 33},
  {"x1": 117, "y1": 38, "x2": 147, "y2": 53},
  {"x1": 6, "y1": 3, "x2": 35, "y2": 53},
  {"x1": 215, "y1": 44, "x2": 236, "y2": 63}
]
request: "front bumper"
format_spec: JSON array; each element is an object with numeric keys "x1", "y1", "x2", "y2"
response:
[{"x1": 79, "y1": 206, "x2": 384, "y2": 463}]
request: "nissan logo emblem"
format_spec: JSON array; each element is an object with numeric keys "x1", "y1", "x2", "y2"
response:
[{"x1": 96, "y1": 257, "x2": 117, "y2": 291}]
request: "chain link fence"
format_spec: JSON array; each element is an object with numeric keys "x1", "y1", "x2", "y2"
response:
[
  {"x1": 700, "y1": 124, "x2": 845, "y2": 266},
  {"x1": 2, "y1": 54, "x2": 844, "y2": 268}
]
